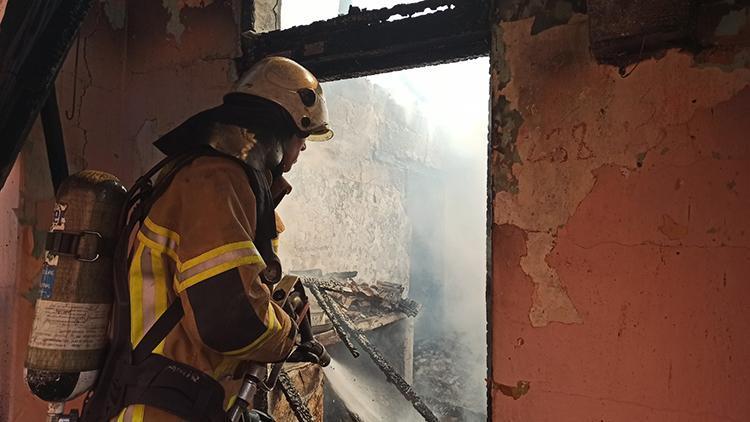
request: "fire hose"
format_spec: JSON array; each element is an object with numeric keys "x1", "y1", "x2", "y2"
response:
[{"x1": 277, "y1": 370, "x2": 315, "y2": 422}]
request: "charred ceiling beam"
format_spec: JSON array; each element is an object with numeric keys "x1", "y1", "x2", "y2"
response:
[
  {"x1": 0, "y1": 0, "x2": 92, "y2": 190},
  {"x1": 239, "y1": 0, "x2": 490, "y2": 81}
]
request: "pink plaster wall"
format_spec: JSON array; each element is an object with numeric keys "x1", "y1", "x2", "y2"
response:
[
  {"x1": 0, "y1": 163, "x2": 21, "y2": 420},
  {"x1": 1, "y1": 1, "x2": 244, "y2": 420},
  {"x1": 490, "y1": 13, "x2": 750, "y2": 422}
]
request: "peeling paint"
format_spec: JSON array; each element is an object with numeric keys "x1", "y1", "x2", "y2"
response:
[
  {"x1": 490, "y1": 23, "x2": 523, "y2": 195},
  {"x1": 495, "y1": 0, "x2": 585, "y2": 34},
  {"x1": 491, "y1": 14, "x2": 750, "y2": 328},
  {"x1": 100, "y1": 0, "x2": 126, "y2": 30},
  {"x1": 715, "y1": 9, "x2": 748, "y2": 37},
  {"x1": 162, "y1": 0, "x2": 216, "y2": 42},
  {"x1": 162, "y1": 0, "x2": 186, "y2": 41},
  {"x1": 253, "y1": 0, "x2": 282, "y2": 32},
  {"x1": 491, "y1": 7, "x2": 750, "y2": 420},
  {"x1": 521, "y1": 232, "x2": 582, "y2": 326},
  {"x1": 493, "y1": 380, "x2": 531, "y2": 400},
  {"x1": 658, "y1": 214, "x2": 689, "y2": 240},
  {"x1": 530, "y1": 0, "x2": 577, "y2": 35}
]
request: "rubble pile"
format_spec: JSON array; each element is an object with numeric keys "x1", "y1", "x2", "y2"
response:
[
  {"x1": 302, "y1": 275, "x2": 439, "y2": 422},
  {"x1": 413, "y1": 337, "x2": 487, "y2": 422},
  {"x1": 292, "y1": 270, "x2": 421, "y2": 320}
]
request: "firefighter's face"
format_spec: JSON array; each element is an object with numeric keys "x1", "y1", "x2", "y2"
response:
[{"x1": 280, "y1": 134, "x2": 307, "y2": 172}]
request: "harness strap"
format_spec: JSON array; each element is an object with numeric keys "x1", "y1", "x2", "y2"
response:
[
  {"x1": 117, "y1": 354, "x2": 226, "y2": 422},
  {"x1": 45, "y1": 230, "x2": 114, "y2": 261},
  {"x1": 82, "y1": 148, "x2": 283, "y2": 422},
  {"x1": 132, "y1": 298, "x2": 185, "y2": 363}
]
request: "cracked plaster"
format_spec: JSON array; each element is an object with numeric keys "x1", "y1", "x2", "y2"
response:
[
  {"x1": 492, "y1": 14, "x2": 750, "y2": 327},
  {"x1": 162, "y1": 0, "x2": 216, "y2": 42},
  {"x1": 490, "y1": 7, "x2": 750, "y2": 422}
]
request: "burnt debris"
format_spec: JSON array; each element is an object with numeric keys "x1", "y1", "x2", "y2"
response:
[{"x1": 301, "y1": 276, "x2": 438, "y2": 422}]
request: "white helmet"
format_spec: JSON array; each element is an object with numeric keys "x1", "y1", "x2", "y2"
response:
[{"x1": 228, "y1": 56, "x2": 333, "y2": 142}]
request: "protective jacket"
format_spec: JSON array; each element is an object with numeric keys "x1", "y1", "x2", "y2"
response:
[{"x1": 113, "y1": 155, "x2": 295, "y2": 422}]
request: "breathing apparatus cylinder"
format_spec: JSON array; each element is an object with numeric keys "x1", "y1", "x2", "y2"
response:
[{"x1": 25, "y1": 170, "x2": 127, "y2": 403}]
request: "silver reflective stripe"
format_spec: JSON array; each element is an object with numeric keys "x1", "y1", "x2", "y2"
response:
[
  {"x1": 140, "y1": 246, "x2": 155, "y2": 342},
  {"x1": 141, "y1": 223, "x2": 178, "y2": 252},
  {"x1": 122, "y1": 405, "x2": 135, "y2": 422},
  {"x1": 177, "y1": 247, "x2": 262, "y2": 283}
]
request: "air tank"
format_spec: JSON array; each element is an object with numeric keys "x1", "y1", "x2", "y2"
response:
[{"x1": 25, "y1": 170, "x2": 127, "y2": 403}]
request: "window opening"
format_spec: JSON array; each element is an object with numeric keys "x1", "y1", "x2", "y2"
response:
[{"x1": 276, "y1": 4, "x2": 489, "y2": 416}]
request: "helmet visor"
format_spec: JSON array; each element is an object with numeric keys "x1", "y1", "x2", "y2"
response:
[{"x1": 306, "y1": 126, "x2": 334, "y2": 142}]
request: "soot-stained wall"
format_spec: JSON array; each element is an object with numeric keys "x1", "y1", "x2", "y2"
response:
[{"x1": 489, "y1": 7, "x2": 750, "y2": 422}]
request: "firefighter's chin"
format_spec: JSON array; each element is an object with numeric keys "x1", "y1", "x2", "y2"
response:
[{"x1": 281, "y1": 158, "x2": 296, "y2": 173}]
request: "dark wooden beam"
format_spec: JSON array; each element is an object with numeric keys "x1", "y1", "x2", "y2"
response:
[
  {"x1": 240, "y1": 0, "x2": 490, "y2": 81},
  {"x1": 0, "y1": 0, "x2": 93, "y2": 190},
  {"x1": 41, "y1": 86, "x2": 69, "y2": 193}
]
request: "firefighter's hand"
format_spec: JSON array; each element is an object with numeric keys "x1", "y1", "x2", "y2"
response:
[{"x1": 287, "y1": 340, "x2": 331, "y2": 367}]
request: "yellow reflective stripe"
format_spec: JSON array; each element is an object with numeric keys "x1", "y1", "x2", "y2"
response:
[
  {"x1": 212, "y1": 357, "x2": 239, "y2": 379},
  {"x1": 129, "y1": 243, "x2": 146, "y2": 346},
  {"x1": 116, "y1": 408, "x2": 126, "y2": 422},
  {"x1": 132, "y1": 404, "x2": 145, "y2": 422},
  {"x1": 225, "y1": 395, "x2": 238, "y2": 411},
  {"x1": 223, "y1": 303, "x2": 282, "y2": 357},
  {"x1": 137, "y1": 232, "x2": 180, "y2": 265},
  {"x1": 143, "y1": 217, "x2": 180, "y2": 245},
  {"x1": 180, "y1": 241, "x2": 258, "y2": 272},
  {"x1": 272, "y1": 237, "x2": 279, "y2": 254},
  {"x1": 176, "y1": 255, "x2": 264, "y2": 293},
  {"x1": 151, "y1": 251, "x2": 168, "y2": 355}
]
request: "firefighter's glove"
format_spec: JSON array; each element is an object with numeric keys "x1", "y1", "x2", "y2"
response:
[{"x1": 287, "y1": 340, "x2": 331, "y2": 367}]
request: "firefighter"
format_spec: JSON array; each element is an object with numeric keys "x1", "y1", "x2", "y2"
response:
[{"x1": 112, "y1": 56, "x2": 333, "y2": 421}]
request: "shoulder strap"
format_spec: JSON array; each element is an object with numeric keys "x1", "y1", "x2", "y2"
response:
[{"x1": 132, "y1": 298, "x2": 185, "y2": 363}]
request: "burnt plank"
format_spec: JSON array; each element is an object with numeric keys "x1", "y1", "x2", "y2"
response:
[
  {"x1": 240, "y1": 0, "x2": 490, "y2": 81},
  {"x1": 0, "y1": 0, "x2": 92, "y2": 189}
]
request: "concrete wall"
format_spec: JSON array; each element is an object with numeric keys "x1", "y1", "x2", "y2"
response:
[
  {"x1": 489, "y1": 6, "x2": 750, "y2": 422},
  {"x1": 0, "y1": 1, "x2": 245, "y2": 420},
  {"x1": 277, "y1": 77, "x2": 442, "y2": 285}
]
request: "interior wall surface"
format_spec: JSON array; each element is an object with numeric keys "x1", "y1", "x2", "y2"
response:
[
  {"x1": 489, "y1": 7, "x2": 750, "y2": 422},
  {"x1": 1, "y1": 1, "x2": 244, "y2": 420}
]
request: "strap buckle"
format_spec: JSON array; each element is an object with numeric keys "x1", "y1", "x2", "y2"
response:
[{"x1": 45, "y1": 230, "x2": 103, "y2": 262}]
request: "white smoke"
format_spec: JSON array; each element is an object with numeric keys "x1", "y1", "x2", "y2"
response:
[{"x1": 279, "y1": 1, "x2": 488, "y2": 419}]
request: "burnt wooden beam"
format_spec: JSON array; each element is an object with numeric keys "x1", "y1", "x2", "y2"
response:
[
  {"x1": 0, "y1": 0, "x2": 93, "y2": 190},
  {"x1": 41, "y1": 86, "x2": 69, "y2": 193},
  {"x1": 240, "y1": 0, "x2": 490, "y2": 81}
]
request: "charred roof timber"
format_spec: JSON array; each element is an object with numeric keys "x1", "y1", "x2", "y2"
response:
[
  {"x1": 0, "y1": 0, "x2": 92, "y2": 190},
  {"x1": 240, "y1": 0, "x2": 491, "y2": 81}
]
